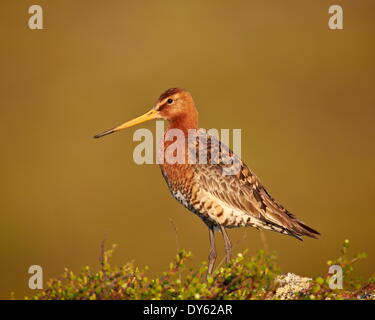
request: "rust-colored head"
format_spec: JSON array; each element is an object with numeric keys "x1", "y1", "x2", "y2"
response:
[{"x1": 94, "y1": 88, "x2": 198, "y2": 138}]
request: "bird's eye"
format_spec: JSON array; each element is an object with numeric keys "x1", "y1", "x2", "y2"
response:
[{"x1": 167, "y1": 98, "x2": 174, "y2": 104}]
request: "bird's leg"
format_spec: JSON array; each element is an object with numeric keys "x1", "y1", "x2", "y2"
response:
[
  {"x1": 207, "y1": 226, "x2": 217, "y2": 276},
  {"x1": 220, "y1": 226, "x2": 232, "y2": 264}
]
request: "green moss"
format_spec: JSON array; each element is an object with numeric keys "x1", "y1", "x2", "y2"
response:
[{"x1": 25, "y1": 241, "x2": 373, "y2": 300}]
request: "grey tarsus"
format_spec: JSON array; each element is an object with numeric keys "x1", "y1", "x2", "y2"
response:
[
  {"x1": 207, "y1": 226, "x2": 217, "y2": 276},
  {"x1": 220, "y1": 225, "x2": 232, "y2": 264}
]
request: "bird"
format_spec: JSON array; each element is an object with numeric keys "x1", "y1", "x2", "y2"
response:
[{"x1": 94, "y1": 88, "x2": 320, "y2": 275}]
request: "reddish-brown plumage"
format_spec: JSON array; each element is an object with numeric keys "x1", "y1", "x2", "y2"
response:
[{"x1": 94, "y1": 88, "x2": 320, "y2": 274}]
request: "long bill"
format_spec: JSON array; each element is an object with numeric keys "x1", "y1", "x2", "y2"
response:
[{"x1": 94, "y1": 108, "x2": 158, "y2": 139}]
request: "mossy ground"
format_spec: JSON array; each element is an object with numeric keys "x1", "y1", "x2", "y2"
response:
[{"x1": 25, "y1": 240, "x2": 374, "y2": 300}]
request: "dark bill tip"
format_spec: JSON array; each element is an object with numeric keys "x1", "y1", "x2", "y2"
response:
[{"x1": 93, "y1": 128, "x2": 115, "y2": 139}]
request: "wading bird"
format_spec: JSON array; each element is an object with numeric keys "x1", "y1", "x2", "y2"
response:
[{"x1": 94, "y1": 88, "x2": 320, "y2": 274}]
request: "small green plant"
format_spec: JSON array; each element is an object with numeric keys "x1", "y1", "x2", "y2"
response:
[
  {"x1": 26, "y1": 240, "x2": 373, "y2": 300},
  {"x1": 304, "y1": 240, "x2": 373, "y2": 300}
]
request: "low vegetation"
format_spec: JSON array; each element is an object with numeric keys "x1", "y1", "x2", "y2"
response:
[{"x1": 26, "y1": 240, "x2": 374, "y2": 300}]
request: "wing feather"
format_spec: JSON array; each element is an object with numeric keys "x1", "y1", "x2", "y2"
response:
[{"x1": 189, "y1": 131, "x2": 320, "y2": 239}]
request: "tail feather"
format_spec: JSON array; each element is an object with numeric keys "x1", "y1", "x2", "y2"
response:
[
  {"x1": 292, "y1": 221, "x2": 320, "y2": 240},
  {"x1": 259, "y1": 217, "x2": 320, "y2": 241}
]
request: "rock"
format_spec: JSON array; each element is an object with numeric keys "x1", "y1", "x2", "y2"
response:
[{"x1": 275, "y1": 273, "x2": 312, "y2": 300}]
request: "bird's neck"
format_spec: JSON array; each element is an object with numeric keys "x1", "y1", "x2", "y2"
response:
[{"x1": 167, "y1": 112, "x2": 198, "y2": 135}]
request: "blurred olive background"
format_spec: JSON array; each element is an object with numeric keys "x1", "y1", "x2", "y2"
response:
[{"x1": 0, "y1": 0, "x2": 374, "y2": 298}]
